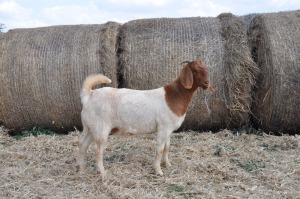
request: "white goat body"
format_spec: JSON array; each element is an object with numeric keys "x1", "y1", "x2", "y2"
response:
[{"x1": 82, "y1": 86, "x2": 184, "y2": 136}]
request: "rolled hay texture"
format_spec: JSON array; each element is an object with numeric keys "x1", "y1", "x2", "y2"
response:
[
  {"x1": 249, "y1": 11, "x2": 300, "y2": 134},
  {"x1": 240, "y1": 13, "x2": 258, "y2": 28},
  {"x1": 0, "y1": 22, "x2": 120, "y2": 133},
  {"x1": 118, "y1": 13, "x2": 258, "y2": 130}
]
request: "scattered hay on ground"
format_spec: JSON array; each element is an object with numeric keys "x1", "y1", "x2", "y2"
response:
[{"x1": 1, "y1": 127, "x2": 299, "y2": 198}]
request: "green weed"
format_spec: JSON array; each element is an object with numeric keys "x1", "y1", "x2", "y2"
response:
[
  {"x1": 213, "y1": 144, "x2": 235, "y2": 156},
  {"x1": 168, "y1": 185, "x2": 184, "y2": 193},
  {"x1": 232, "y1": 126, "x2": 264, "y2": 136},
  {"x1": 13, "y1": 126, "x2": 55, "y2": 140},
  {"x1": 260, "y1": 143, "x2": 278, "y2": 151},
  {"x1": 237, "y1": 160, "x2": 266, "y2": 172},
  {"x1": 104, "y1": 154, "x2": 125, "y2": 163}
]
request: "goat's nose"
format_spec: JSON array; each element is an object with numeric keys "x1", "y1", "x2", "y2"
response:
[{"x1": 205, "y1": 81, "x2": 209, "y2": 85}]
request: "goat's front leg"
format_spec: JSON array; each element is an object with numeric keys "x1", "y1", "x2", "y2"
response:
[
  {"x1": 155, "y1": 131, "x2": 171, "y2": 176},
  {"x1": 163, "y1": 135, "x2": 172, "y2": 168}
]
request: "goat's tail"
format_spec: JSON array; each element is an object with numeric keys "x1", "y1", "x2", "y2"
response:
[{"x1": 80, "y1": 74, "x2": 111, "y2": 104}]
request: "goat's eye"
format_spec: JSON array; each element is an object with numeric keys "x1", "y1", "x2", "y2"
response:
[{"x1": 192, "y1": 68, "x2": 199, "y2": 73}]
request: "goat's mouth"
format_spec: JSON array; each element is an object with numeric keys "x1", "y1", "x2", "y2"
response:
[
  {"x1": 201, "y1": 83, "x2": 215, "y2": 92},
  {"x1": 202, "y1": 85, "x2": 209, "y2": 89},
  {"x1": 201, "y1": 82, "x2": 210, "y2": 89}
]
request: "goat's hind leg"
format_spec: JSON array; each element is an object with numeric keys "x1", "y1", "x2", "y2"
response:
[
  {"x1": 94, "y1": 138, "x2": 108, "y2": 177},
  {"x1": 77, "y1": 124, "x2": 93, "y2": 173},
  {"x1": 93, "y1": 127, "x2": 110, "y2": 178}
]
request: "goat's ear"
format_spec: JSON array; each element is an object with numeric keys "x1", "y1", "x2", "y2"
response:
[{"x1": 180, "y1": 65, "x2": 193, "y2": 89}]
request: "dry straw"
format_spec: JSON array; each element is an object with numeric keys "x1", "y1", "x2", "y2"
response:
[
  {"x1": 0, "y1": 126, "x2": 299, "y2": 198},
  {"x1": 249, "y1": 11, "x2": 300, "y2": 134},
  {"x1": 0, "y1": 22, "x2": 120, "y2": 133},
  {"x1": 118, "y1": 13, "x2": 258, "y2": 131},
  {"x1": 240, "y1": 13, "x2": 258, "y2": 28}
]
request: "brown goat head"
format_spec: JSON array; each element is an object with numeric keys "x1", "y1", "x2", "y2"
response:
[{"x1": 179, "y1": 60, "x2": 210, "y2": 90}]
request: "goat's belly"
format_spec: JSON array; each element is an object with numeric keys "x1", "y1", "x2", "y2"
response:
[
  {"x1": 119, "y1": 118, "x2": 156, "y2": 134},
  {"x1": 115, "y1": 115, "x2": 157, "y2": 134},
  {"x1": 115, "y1": 102, "x2": 159, "y2": 134}
]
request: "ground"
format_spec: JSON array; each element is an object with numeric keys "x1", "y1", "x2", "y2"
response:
[{"x1": 0, "y1": 126, "x2": 299, "y2": 198}]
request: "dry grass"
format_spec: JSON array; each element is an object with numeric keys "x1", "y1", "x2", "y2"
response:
[{"x1": 0, "y1": 126, "x2": 299, "y2": 198}]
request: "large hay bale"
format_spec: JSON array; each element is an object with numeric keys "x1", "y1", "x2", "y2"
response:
[
  {"x1": 249, "y1": 11, "x2": 300, "y2": 134},
  {"x1": 240, "y1": 13, "x2": 258, "y2": 28},
  {"x1": 0, "y1": 22, "x2": 120, "y2": 133},
  {"x1": 118, "y1": 14, "x2": 258, "y2": 130}
]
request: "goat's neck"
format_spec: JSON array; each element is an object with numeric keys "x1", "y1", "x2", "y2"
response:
[{"x1": 164, "y1": 78, "x2": 197, "y2": 117}]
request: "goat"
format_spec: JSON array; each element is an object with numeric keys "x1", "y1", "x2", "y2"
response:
[{"x1": 77, "y1": 60, "x2": 211, "y2": 177}]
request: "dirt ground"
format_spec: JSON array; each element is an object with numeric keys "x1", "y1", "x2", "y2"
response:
[{"x1": 0, "y1": 126, "x2": 299, "y2": 199}]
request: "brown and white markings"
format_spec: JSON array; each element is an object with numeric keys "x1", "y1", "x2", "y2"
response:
[{"x1": 77, "y1": 60, "x2": 211, "y2": 177}]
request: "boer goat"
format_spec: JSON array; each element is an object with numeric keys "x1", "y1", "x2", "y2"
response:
[{"x1": 77, "y1": 60, "x2": 211, "y2": 177}]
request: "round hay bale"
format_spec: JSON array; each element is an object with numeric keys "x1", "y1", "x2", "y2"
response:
[
  {"x1": 239, "y1": 13, "x2": 258, "y2": 28},
  {"x1": 0, "y1": 22, "x2": 120, "y2": 133},
  {"x1": 118, "y1": 14, "x2": 258, "y2": 131},
  {"x1": 249, "y1": 11, "x2": 300, "y2": 134}
]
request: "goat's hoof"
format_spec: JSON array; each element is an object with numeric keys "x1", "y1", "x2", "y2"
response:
[
  {"x1": 101, "y1": 172, "x2": 107, "y2": 180},
  {"x1": 76, "y1": 165, "x2": 80, "y2": 172},
  {"x1": 165, "y1": 162, "x2": 172, "y2": 168},
  {"x1": 96, "y1": 169, "x2": 107, "y2": 178},
  {"x1": 76, "y1": 165, "x2": 85, "y2": 173},
  {"x1": 155, "y1": 170, "x2": 164, "y2": 176}
]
